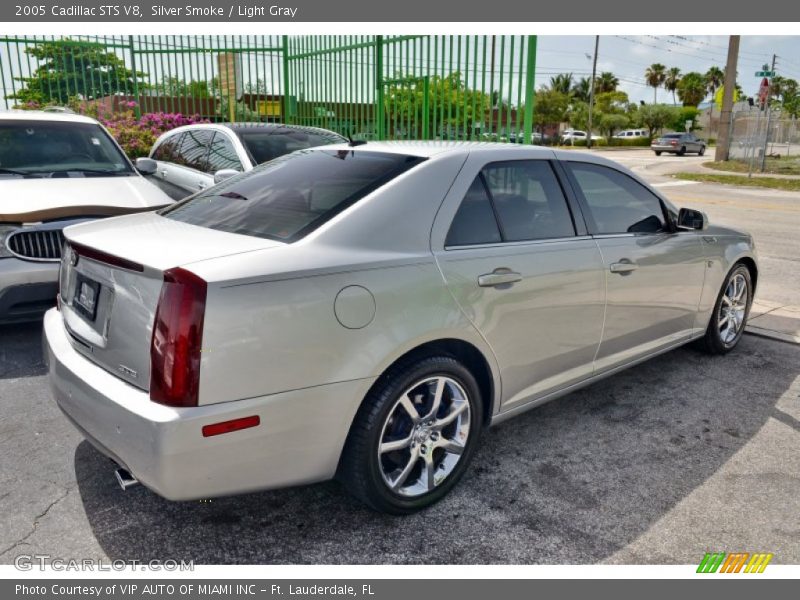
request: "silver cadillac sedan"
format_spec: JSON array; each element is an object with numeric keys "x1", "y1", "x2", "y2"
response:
[{"x1": 44, "y1": 142, "x2": 757, "y2": 514}]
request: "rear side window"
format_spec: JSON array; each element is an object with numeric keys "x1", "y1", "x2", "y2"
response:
[
  {"x1": 568, "y1": 162, "x2": 666, "y2": 234},
  {"x1": 445, "y1": 160, "x2": 575, "y2": 247},
  {"x1": 152, "y1": 133, "x2": 182, "y2": 162},
  {"x1": 160, "y1": 150, "x2": 425, "y2": 242}
]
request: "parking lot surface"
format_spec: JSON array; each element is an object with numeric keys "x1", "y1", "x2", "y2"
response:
[{"x1": 2, "y1": 149, "x2": 799, "y2": 565}]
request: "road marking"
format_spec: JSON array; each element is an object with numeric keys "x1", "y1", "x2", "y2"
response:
[{"x1": 651, "y1": 180, "x2": 700, "y2": 187}]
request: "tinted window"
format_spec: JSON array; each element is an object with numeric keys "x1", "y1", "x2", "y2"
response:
[
  {"x1": 0, "y1": 120, "x2": 133, "y2": 176},
  {"x1": 238, "y1": 128, "x2": 344, "y2": 164},
  {"x1": 174, "y1": 129, "x2": 214, "y2": 172},
  {"x1": 207, "y1": 132, "x2": 243, "y2": 172},
  {"x1": 482, "y1": 161, "x2": 575, "y2": 241},
  {"x1": 569, "y1": 162, "x2": 666, "y2": 234},
  {"x1": 160, "y1": 150, "x2": 425, "y2": 242},
  {"x1": 445, "y1": 177, "x2": 501, "y2": 246},
  {"x1": 152, "y1": 133, "x2": 182, "y2": 162},
  {"x1": 662, "y1": 134, "x2": 682, "y2": 139}
]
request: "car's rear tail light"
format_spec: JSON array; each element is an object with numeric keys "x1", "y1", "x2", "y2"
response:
[
  {"x1": 150, "y1": 268, "x2": 207, "y2": 407},
  {"x1": 202, "y1": 416, "x2": 261, "y2": 437},
  {"x1": 671, "y1": 140, "x2": 678, "y2": 146}
]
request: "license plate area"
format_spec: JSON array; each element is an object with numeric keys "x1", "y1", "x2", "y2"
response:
[{"x1": 73, "y1": 274, "x2": 101, "y2": 322}]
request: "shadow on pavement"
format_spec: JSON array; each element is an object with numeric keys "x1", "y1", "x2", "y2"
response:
[
  {"x1": 72, "y1": 336, "x2": 799, "y2": 564},
  {"x1": 0, "y1": 321, "x2": 46, "y2": 379}
]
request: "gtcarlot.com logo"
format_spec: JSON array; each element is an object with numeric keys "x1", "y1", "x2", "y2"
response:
[{"x1": 697, "y1": 552, "x2": 773, "y2": 573}]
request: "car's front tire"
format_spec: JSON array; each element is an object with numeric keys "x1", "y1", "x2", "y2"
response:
[
  {"x1": 698, "y1": 263, "x2": 753, "y2": 354},
  {"x1": 338, "y1": 355, "x2": 483, "y2": 514},
  {"x1": 655, "y1": 151, "x2": 662, "y2": 156}
]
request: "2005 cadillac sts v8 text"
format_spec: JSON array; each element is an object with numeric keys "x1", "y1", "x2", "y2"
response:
[{"x1": 44, "y1": 142, "x2": 757, "y2": 514}]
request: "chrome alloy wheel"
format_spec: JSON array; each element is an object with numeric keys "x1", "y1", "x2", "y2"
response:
[
  {"x1": 719, "y1": 272, "x2": 748, "y2": 344},
  {"x1": 377, "y1": 376, "x2": 471, "y2": 497}
]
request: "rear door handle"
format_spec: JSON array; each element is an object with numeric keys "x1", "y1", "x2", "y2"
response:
[
  {"x1": 478, "y1": 270, "x2": 523, "y2": 287},
  {"x1": 609, "y1": 261, "x2": 638, "y2": 274}
]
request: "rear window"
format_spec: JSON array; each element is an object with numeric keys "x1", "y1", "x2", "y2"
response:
[
  {"x1": 237, "y1": 128, "x2": 344, "y2": 165},
  {"x1": 160, "y1": 149, "x2": 425, "y2": 242},
  {"x1": 661, "y1": 134, "x2": 682, "y2": 139}
]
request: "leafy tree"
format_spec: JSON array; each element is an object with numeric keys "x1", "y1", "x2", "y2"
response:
[
  {"x1": 595, "y1": 72, "x2": 620, "y2": 94},
  {"x1": 566, "y1": 101, "x2": 598, "y2": 132},
  {"x1": 6, "y1": 39, "x2": 144, "y2": 104},
  {"x1": 637, "y1": 104, "x2": 677, "y2": 136},
  {"x1": 599, "y1": 113, "x2": 630, "y2": 138},
  {"x1": 664, "y1": 67, "x2": 681, "y2": 105},
  {"x1": 594, "y1": 90, "x2": 629, "y2": 114},
  {"x1": 677, "y1": 72, "x2": 707, "y2": 107},
  {"x1": 705, "y1": 66, "x2": 725, "y2": 129},
  {"x1": 671, "y1": 106, "x2": 701, "y2": 132},
  {"x1": 151, "y1": 76, "x2": 212, "y2": 98},
  {"x1": 385, "y1": 72, "x2": 490, "y2": 139},
  {"x1": 645, "y1": 63, "x2": 667, "y2": 104},
  {"x1": 533, "y1": 89, "x2": 570, "y2": 134}
]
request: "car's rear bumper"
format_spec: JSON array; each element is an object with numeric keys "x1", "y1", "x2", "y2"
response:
[
  {"x1": 43, "y1": 308, "x2": 374, "y2": 500},
  {"x1": 0, "y1": 257, "x2": 58, "y2": 323},
  {"x1": 651, "y1": 144, "x2": 680, "y2": 153}
]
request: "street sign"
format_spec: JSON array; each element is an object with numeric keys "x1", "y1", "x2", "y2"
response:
[{"x1": 755, "y1": 70, "x2": 775, "y2": 77}]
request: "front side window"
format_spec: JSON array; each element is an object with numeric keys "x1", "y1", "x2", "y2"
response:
[
  {"x1": 207, "y1": 132, "x2": 243, "y2": 172},
  {"x1": 568, "y1": 162, "x2": 667, "y2": 235},
  {"x1": 160, "y1": 149, "x2": 425, "y2": 242},
  {"x1": 0, "y1": 120, "x2": 133, "y2": 177}
]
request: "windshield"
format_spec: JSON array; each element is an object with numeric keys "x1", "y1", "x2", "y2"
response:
[
  {"x1": 160, "y1": 149, "x2": 426, "y2": 242},
  {"x1": 0, "y1": 120, "x2": 134, "y2": 178},
  {"x1": 236, "y1": 128, "x2": 344, "y2": 165}
]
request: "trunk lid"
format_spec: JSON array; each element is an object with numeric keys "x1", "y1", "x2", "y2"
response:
[{"x1": 59, "y1": 211, "x2": 283, "y2": 390}]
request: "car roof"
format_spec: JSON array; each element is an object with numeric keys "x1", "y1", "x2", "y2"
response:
[
  {"x1": 0, "y1": 110, "x2": 99, "y2": 125},
  {"x1": 316, "y1": 140, "x2": 560, "y2": 159}
]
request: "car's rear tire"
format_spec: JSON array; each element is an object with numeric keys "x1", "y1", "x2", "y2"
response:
[
  {"x1": 697, "y1": 263, "x2": 753, "y2": 355},
  {"x1": 677, "y1": 146, "x2": 686, "y2": 156},
  {"x1": 655, "y1": 151, "x2": 662, "y2": 156},
  {"x1": 338, "y1": 355, "x2": 483, "y2": 514},
  {"x1": 698, "y1": 146, "x2": 706, "y2": 156}
]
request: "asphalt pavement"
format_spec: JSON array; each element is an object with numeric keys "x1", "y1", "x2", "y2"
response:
[{"x1": 1, "y1": 149, "x2": 799, "y2": 565}]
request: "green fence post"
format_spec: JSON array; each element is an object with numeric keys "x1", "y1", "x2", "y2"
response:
[
  {"x1": 128, "y1": 36, "x2": 141, "y2": 118},
  {"x1": 375, "y1": 35, "x2": 385, "y2": 140},
  {"x1": 523, "y1": 35, "x2": 537, "y2": 145},
  {"x1": 422, "y1": 75, "x2": 430, "y2": 139},
  {"x1": 281, "y1": 35, "x2": 291, "y2": 124}
]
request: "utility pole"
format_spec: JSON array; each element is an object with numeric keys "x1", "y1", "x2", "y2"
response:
[
  {"x1": 587, "y1": 35, "x2": 599, "y2": 150},
  {"x1": 715, "y1": 35, "x2": 740, "y2": 162},
  {"x1": 760, "y1": 53, "x2": 777, "y2": 172}
]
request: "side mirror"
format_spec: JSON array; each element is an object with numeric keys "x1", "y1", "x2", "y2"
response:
[
  {"x1": 213, "y1": 169, "x2": 240, "y2": 184},
  {"x1": 677, "y1": 207, "x2": 708, "y2": 230},
  {"x1": 135, "y1": 157, "x2": 158, "y2": 176}
]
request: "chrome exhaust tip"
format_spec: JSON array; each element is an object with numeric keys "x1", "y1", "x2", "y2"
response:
[{"x1": 114, "y1": 467, "x2": 139, "y2": 490}]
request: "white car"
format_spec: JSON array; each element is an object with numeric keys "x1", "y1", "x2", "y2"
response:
[
  {"x1": 0, "y1": 111, "x2": 172, "y2": 323},
  {"x1": 561, "y1": 130, "x2": 602, "y2": 143},
  {"x1": 142, "y1": 123, "x2": 346, "y2": 200},
  {"x1": 614, "y1": 129, "x2": 649, "y2": 140}
]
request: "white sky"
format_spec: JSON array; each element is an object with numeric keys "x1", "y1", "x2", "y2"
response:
[{"x1": 535, "y1": 35, "x2": 800, "y2": 104}]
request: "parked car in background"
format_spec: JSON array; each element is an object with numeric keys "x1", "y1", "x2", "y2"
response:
[
  {"x1": 651, "y1": 132, "x2": 706, "y2": 156},
  {"x1": 560, "y1": 130, "x2": 603, "y2": 143},
  {"x1": 0, "y1": 111, "x2": 172, "y2": 324},
  {"x1": 45, "y1": 141, "x2": 757, "y2": 514},
  {"x1": 142, "y1": 123, "x2": 347, "y2": 200},
  {"x1": 613, "y1": 129, "x2": 649, "y2": 140}
]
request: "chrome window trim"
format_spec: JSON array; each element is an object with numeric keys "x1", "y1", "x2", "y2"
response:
[{"x1": 444, "y1": 234, "x2": 593, "y2": 252}]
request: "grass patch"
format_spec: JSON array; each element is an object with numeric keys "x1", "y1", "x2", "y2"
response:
[
  {"x1": 703, "y1": 157, "x2": 800, "y2": 176},
  {"x1": 674, "y1": 172, "x2": 800, "y2": 191}
]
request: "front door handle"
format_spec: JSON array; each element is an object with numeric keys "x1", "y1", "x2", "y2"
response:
[
  {"x1": 478, "y1": 270, "x2": 523, "y2": 287},
  {"x1": 609, "y1": 261, "x2": 638, "y2": 274}
]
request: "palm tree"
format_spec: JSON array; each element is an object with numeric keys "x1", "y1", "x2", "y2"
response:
[
  {"x1": 677, "y1": 72, "x2": 708, "y2": 107},
  {"x1": 571, "y1": 77, "x2": 591, "y2": 102},
  {"x1": 645, "y1": 63, "x2": 667, "y2": 104},
  {"x1": 664, "y1": 67, "x2": 681, "y2": 105},
  {"x1": 548, "y1": 73, "x2": 574, "y2": 96},
  {"x1": 595, "y1": 71, "x2": 619, "y2": 94}
]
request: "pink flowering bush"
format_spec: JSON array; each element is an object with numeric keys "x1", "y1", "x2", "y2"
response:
[{"x1": 19, "y1": 98, "x2": 208, "y2": 158}]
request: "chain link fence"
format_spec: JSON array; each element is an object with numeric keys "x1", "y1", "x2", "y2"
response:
[{"x1": 728, "y1": 109, "x2": 800, "y2": 161}]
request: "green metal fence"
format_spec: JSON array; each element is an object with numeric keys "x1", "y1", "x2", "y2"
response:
[{"x1": 0, "y1": 34, "x2": 538, "y2": 143}]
